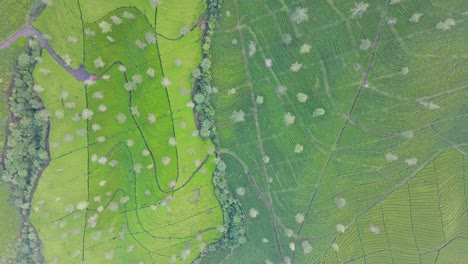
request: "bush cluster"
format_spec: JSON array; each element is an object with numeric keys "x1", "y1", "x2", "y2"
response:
[
  {"x1": 192, "y1": 0, "x2": 224, "y2": 142},
  {"x1": 15, "y1": 221, "x2": 42, "y2": 264},
  {"x1": 212, "y1": 161, "x2": 246, "y2": 249}
]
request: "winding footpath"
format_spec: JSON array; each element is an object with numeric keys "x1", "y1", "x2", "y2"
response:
[{"x1": 0, "y1": 26, "x2": 96, "y2": 82}]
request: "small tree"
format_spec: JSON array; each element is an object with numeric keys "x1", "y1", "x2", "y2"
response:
[
  {"x1": 231, "y1": 110, "x2": 245, "y2": 123},
  {"x1": 98, "y1": 21, "x2": 112, "y2": 33},
  {"x1": 291, "y1": 7, "x2": 309, "y2": 24}
]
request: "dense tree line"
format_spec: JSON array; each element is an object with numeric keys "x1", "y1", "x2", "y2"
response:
[
  {"x1": 195, "y1": 162, "x2": 246, "y2": 263},
  {"x1": 14, "y1": 221, "x2": 42, "y2": 264},
  {"x1": 212, "y1": 161, "x2": 246, "y2": 249},
  {"x1": 192, "y1": 0, "x2": 222, "y2": 142},
  {"x1": 192, "y1": 0, "x2": 247, "y2": 257},
  {"x1": 2, "y1": 39, "x2": 48, "y2": 209},
  {"x1": 1, "y1": 39, "x2": 47, "y2": 263}
]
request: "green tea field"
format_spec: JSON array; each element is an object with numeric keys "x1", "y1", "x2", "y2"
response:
[
  {"x1": 205, "y1": 0, "x2": 468, "y2": 263},
  {"x1": 28, "y1": 0, "x2": 222, "y2": 263}
]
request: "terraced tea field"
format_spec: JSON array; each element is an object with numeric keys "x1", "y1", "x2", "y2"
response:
[
  {"x1": 0, "y1": 0, "x2": 36, "y2": 261},
  {"x1": 27, "y1": 0, "x2": 222, "y2": 263},
  {"x1": 205, "y1": 0, "x2": 468, "y2": 263}
]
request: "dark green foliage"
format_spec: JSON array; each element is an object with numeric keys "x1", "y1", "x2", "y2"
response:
[
  {"x1": 2, "y1": 41, "x2": 48, "y2": 210},
  {"x1": 15, "y1": 222, "x2": 42, "y2": 264},
  {"x1": 212, "y1": 162, "x2": 246, "y2": 250},
  {"x1": 193, "y1": 0, "x2": 223, "y2": 143},
  {"x1": 1, "y1": 40, "x2": 46, "y2": 263},
  {"x1": 196, "y1": 160, "x2": 246, "y2": 263}
]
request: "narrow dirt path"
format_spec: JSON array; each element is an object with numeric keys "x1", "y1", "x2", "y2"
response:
[{"x1": 0, "y1": 26, "x2": 96, "y2": 82}]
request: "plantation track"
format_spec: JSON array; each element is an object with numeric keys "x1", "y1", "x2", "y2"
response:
[{"x1": 0, "y1": 26, "x2": 94, "y2": 81}]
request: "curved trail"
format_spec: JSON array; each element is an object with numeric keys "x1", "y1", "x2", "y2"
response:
[{"x1": 0, "y1": 26, "x2": 96, "y2": 82}]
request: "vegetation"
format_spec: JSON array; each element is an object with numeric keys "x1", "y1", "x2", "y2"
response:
[
  {"x1": 0, "y1": 185, "x2": 21, "y2": 263},
  {"x1": 2, "y1": 41, "x2": 47, "y2": 210},
  {"x1": 2, "y1": 0, "x2": 466, "y2": 263},
  {"x1": 0, "y1": 39, "x2": 26, "y2": 154},
  {"x1": 14, "y1": 220, "x2": 42, "y2": 264},
  {"x1": 191, "y1": 0, "x2": 247, "y2": 253},
  {"x1": 203, "y1": 0, "x2": 468, "y2": 263},
  {"x1": 0, "y1": 0, "x2": 34, "y2": 156},
  {"x1": 0, "y1": 0, "x2": 30, "y2": 40},
  {"x1": 27, "y1": 0, "x2": 228, "y2": 263},
  {"x1": 210, "y1": 162, "x2": 246, "y2": 250},
  {"x1": 0, "y1": 40, "x2": 25, "y2": 263},
  {"x1": 0, "y1": 1, "x2": 45, "y2": 262},
  {"x1": 193, "y1": 0, "x2": 222, "y2": 141},
  {"x1": 1, "y1": 40, "x2": 46, "y2": 264}
]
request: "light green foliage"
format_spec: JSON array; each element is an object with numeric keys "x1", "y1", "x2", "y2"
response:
[
  {"x1": 205, "y1": 0, "x2": 468, "y2": 263},
  {"x1": 30, "y1": 0, "x2": 223, "y2": 263}
]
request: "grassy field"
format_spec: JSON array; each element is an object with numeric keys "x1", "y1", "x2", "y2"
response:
[
  {"x1": 204, "y1": 0, "x2": 468, "y2": 263},
  {"x1": 29, "y1": 0, "x2": 223, "y2": 263}
]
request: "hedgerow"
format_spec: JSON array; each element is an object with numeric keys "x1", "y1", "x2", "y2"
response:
[{"x1": 192, "y1": 0, "x2": 247, "y2": 256}]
